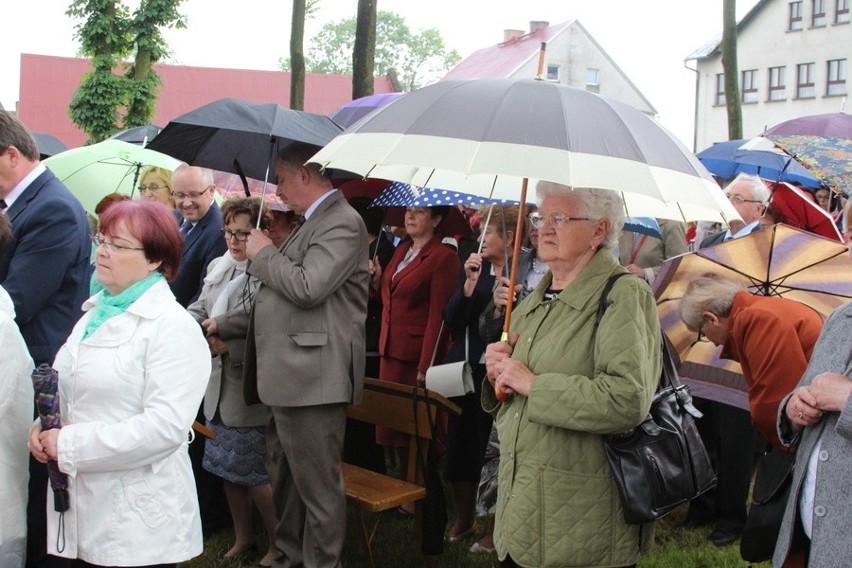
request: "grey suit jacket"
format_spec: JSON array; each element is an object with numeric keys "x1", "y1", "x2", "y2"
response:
[
  {"x1": 245, "y1": 191, "x2": 369, "y2": 407},
  {"x1": 773, "y1": 302, "x2": 852, "y2": 567}
]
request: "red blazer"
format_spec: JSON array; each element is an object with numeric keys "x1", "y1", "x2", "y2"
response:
[
  {"x1": 721, "y1": 292, "x2": 823, "y2": 448},
  {"x1": 379, "y1": 236, "x2": 460, "y2": 373}
]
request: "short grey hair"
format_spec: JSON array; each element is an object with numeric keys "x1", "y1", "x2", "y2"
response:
[
  {"x1": 535, "y1": 181, "x2": 625, "y2": 250},
  {"x1": 173, "y1": 164, "x2": 214, "y2": 187},
  {"x1": 679, "y1": 274, "x2": 745, "y2": 331},
  {"x1": 727, "y1": 173, "x2": 770, "y2": 205}
]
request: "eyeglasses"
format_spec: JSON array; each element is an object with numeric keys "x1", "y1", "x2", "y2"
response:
[
  {"x1": 527, "y1": 211, "x2": 593, "y2": 230},
  {"x1": 92, "y1": 235, "x2": 145, "y2": 253},
  {"x1": 138, "y1": 183, "x2": 167, "y2": 193},
  {"x1": 173, "y1": 185, "x2": 212, "y2": 201},
  {"x1": 222, "y1": 229, "x2": 252, "y2": 242},
  {"x1": 726, "y1": 194, "x2": 762, "y2": 205}
]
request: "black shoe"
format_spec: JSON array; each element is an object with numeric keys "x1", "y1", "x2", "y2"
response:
[{"x1": 709, "y1": 529, "x2": 740, "y2": 546}]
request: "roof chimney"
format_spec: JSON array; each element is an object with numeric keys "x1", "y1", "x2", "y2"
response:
[
  {"x1": 530, "y1": 21, "x2": 549, "y2": 33},
  {"x1": 503, "y1": 29, "x2": 524, "y2": 42}
]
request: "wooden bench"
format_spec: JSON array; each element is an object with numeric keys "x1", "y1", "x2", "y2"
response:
[{"x1": 343, "y1": 377, "x2": 461, "y2": 567}]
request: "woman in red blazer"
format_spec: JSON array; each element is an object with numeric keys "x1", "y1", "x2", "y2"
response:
[{"x1": 371, "y1": 206, "x2": 461, "y2": 448}]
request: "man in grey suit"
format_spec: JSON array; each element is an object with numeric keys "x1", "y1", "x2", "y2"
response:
[{"x1": 245, "y1": 142, "x2": 368, "y2": 568}]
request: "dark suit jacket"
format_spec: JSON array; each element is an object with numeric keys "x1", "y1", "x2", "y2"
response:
[
  {"x1": 170, "y1": 201, "x2": 227, "y2": 307},
  {"x1": 379, "y1": 236, "x2": 460, "y2": 373},
  {"x1": 699, "y1": 222, "x2": 761, "y2": 249},
  {"x1": 442, "y1": 260, "x2": 496, "y2": 367},
  {"x1": 366, "y1": 234, "x2": 395, "y2": 353},
  {"x1": 0, "y1": 168, "x2": 91, "y2": 364},
  {"x1": 245, "y1": 191, "x2": 369, "y2": 407}
]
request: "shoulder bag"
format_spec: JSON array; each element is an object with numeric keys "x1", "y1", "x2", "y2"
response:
[
  {"x1": 425, "y1": 322, "x2": 475, "y2": 398},
  {"x1": 597, "y1": 273, "x2": 717, "y2": 524}
]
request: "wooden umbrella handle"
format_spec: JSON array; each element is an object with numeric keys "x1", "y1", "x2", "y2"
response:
[{"x1": 192, "y1": 420, "x2": 216, "y2": 439}]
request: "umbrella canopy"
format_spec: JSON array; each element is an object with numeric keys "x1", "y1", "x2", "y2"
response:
[
  {"x1": 44, "y1": 139, "x2": 182, "y2": 215},
  {"x1": 32, "y1": 132, "x2": 68, "y2": 159},
  {"x1": 696, "y1": 138, "x2": 821, "y2": 188},
  {"x1": 653, "y1": 224, "x2": 852, "y2": 409},
  {"x1": 309, "y1": 79, "x2": 740, "y2": 225},
  {"x1": 32, "y1": 365, "x2": 69, "y2": 512},
  {"x1": 764, "y1": 112, "x2": 852, "y2": 138},
  {"x1": 769, "y1": 181, "x2": 843, "y2": 241},
  {"x1": 109, "y1": 124, "x2": 162, "y2": 146},
  {"x1": 764, "y1": 134, "x2": 852, "y2": 197},
  {"x1": 329, "y1": 92, "x2": 407, "y2": 129},
  {"x1": 147, "y1": 98, "x2": 342, "y2": 183}
]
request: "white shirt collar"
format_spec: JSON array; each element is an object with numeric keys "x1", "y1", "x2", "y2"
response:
[
  {"x1": 726, "y1": 219, "x2": 760, "y2": 240},
  {"x1": 303, "y1": 188, "x2": 337, "y2": 220},
  {"x1": 4, "y1": 163, "x2": 46, "y2": 209}
]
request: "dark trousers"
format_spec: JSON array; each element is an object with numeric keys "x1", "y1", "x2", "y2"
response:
[
  {"x1": 27, "y1": 453, "x2": 71, "y2": 568},
  {"x1": 189, "y1": 404, "x2": 229, "y2": 536},
  {"x1": 687, "y1": 398, "x2": 763, "y2": 532},
  {"x1": 342, "y1": 355, "x2": 386, "y2": 474}
]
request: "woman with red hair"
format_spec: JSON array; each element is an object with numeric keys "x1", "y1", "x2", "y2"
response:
[{"x1": 28, "y1": 200, "x2": 210, "y2": 567}]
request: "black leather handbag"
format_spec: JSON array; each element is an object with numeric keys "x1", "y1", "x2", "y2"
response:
[
  {"x1": 597, "y1": 274, "x2": 717, "y2": 524},
  {"x1": 740, "y1": 445, "x2": 796, "y2": 562}
]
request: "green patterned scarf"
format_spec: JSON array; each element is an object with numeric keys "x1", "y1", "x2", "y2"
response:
[{"x1": 83, "y1": 272, "x2": 163, "y2": 339}]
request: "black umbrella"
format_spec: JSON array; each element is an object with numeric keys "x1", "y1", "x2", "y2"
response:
[
  {"x1": 109, "y1": 124, "x2": 162, "y2": 146},
  {"x1": 32, "y1": 132, "x2": 68, "y2": 159},
  {"x1": 147, "y1": 98, "x2": 343, "y2": 183}
]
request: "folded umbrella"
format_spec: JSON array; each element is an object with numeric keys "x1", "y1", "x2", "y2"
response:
[{"x1": 32, "y1": 364, "x2": 69, "y2": 513}]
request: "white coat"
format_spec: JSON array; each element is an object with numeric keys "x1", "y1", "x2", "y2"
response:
[
  {"x1": 48, "y1": 279, "x2": 210, "y2": 566},
  {"x1": 0, "y1": 287, "x2": 34, "y2": 568}
]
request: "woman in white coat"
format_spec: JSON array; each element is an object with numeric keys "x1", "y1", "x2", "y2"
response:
[
  {"x1": 29, "y1": 200, "x2": 210, "y2": 568},
  {"x1": 0, "y1": 214, "x2": 34, "y2": 568}
]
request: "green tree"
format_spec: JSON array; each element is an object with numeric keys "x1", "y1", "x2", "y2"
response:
[
  {"x1": 280, "y1": 10, "x2": 461, "y2": 91},
  {"x1": 67, "y1": 0, "x2": 184, "y2": 142}
]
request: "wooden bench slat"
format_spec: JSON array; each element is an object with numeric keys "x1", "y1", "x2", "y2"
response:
[{"x1": 341, "y1": 463, "x2": 426, "y2": 513}]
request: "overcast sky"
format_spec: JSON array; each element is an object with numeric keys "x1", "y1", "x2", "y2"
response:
[{"x1": 3, "y1": 0, "x2": 759, "y2": 149}]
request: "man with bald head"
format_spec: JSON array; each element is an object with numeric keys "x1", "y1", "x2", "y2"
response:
[{"x1": 169, "y1": 164, "x2": 227, "y2": 307}]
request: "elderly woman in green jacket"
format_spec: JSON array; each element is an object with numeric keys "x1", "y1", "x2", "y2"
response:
[{"x1": 484, "y1": 182, "x2": 662, "y2": 568}]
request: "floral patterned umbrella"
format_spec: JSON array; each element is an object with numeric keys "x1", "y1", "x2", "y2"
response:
[
  {"x1": 764, "y1": 134, "x2": 852, "y2": 198},
  {"x1": 31, "y1": 365, "x2": 69, "y2": 512}
]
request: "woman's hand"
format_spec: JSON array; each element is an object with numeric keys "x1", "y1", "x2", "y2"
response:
[
  {"x1": 492, "y1": 276, "x2": 523, "y2": 315},
  {"x1": 201, "y1": 317, "x2": 218, "y2": 336},
  {"x1": 37, "y1": 429, "x2": 61, "y2": 462},
  {"x1": 368, "y1": 258, "x2": 383, "y2": 294},
  {"x1": 786, "y1": 386, "x2": 824, "y2": 429},
  {"x1": 463, "y1": 253, "x2": 483, "y2": 297},
  {"x1": 495, "y1": 358, "x2": 536, "y2": 398},
  {"x1": 29, "y1": 422, "x2": 48, "y2": 463},
  {"x1": 804, "y1": 372, "x2": 852, "y2": 413}
]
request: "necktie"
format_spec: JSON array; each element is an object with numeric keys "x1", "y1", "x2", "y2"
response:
[{"x1": 180, "y1": 221, "x2": 192, "y2": 238}]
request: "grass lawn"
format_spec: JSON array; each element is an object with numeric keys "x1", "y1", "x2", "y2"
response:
[{"x1": 182, "y1": 498, "x2": 770, "y2": 568}]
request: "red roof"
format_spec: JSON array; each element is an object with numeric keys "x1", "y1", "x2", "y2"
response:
[
  {"x1": 17, "y1": 53, "x2": 395, "y2": 148},
  {"x1": 442, "y1": 21, "x2": 573, "y2": 80}
]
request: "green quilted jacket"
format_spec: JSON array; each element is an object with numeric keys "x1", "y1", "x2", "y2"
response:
[{"x1": 483, "y1": 249, "x2": 661, "y2": 567}]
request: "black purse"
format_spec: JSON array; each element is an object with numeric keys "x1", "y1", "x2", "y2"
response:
[
  {"x1": 740, "y1": 444, "x2": 796, "y2": 562},
  {"x1": 597, "y1": 274, "x2": 717, "y2": 524}
]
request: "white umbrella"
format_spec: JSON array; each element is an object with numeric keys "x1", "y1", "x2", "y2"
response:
[{"x1": 44, "y1": 139, "x2": 182, "y2": 215}]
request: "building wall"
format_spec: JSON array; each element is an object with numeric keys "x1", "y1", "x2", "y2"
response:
[{"x1": 694, "y1": 0, "x2": 849, "y2": 150}]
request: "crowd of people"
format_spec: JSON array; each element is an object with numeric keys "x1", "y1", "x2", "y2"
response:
[{"x1": 1, "y1": 108, "x2": 850, "y2": 568}]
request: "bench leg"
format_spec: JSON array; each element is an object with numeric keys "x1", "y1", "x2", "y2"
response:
[{"x1": 356, "y1": 509, "x2": 380, "y2": 568}]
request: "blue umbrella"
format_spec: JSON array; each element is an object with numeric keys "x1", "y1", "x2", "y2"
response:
[{"x1": 696, "y1": 138, "x2": 821, "y2": 188}]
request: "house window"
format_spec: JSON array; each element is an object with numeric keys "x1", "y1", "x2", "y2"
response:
[
  {"x1": 768, "y1": 66, "x2": 787, "y2": 100},
  {"x1": 742, "y1": 69, "x2": 759, "y2": 103},
  {"x1": 789, "y1": 1, "x2": 804, "y2": 29},
  {"x1": 827, "y1": 58, "x2": 847, "y2": 95},
  {"x1": 585, "y1": 68, "x2": 600, "y2": 92},
  {"x1": 547, "y1": 64, "x2": 560, "y2": 81},
  {"x1": 837, "y1": 0, "x2": 850, "y2": 23},
  {"x1": 715, "y1": 73, "x2": 726, "y2": 106},
  {"x1": 796, "y1": 62, "x2": 816, "y2": 98},
  {"x1": 813, "y1": 0, "x2": 827, "y2": 25}
]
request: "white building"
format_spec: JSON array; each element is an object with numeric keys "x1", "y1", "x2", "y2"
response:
[
  {"x1": 443, "y1": 20, "x2": 656, "y2": 116},
  {"x1": 687, "y1": 0, "x2": 849, "y2": 151}
]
